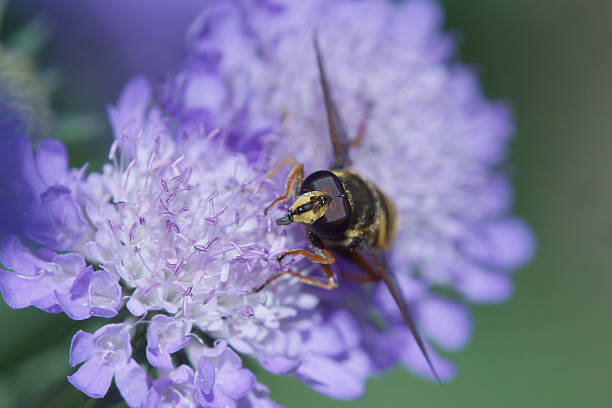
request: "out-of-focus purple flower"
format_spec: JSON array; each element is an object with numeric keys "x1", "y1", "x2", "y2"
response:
[
  {"x1": 23, "y1": 0, "x2": 206, "y2": 111},
  {"x1": 181, "y1": 0, "x2": 535, "y2": 303},
  {"x1": 67, "y1": 324, "x2": 149, "y2": 407},
  {"x1": 0, "y1": 134, "x2": 88, "y2": 250}
]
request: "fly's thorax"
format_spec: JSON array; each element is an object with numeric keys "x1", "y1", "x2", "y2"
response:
[{"x1": 332, "y1": 169, "x2": 398, "y2": 249}]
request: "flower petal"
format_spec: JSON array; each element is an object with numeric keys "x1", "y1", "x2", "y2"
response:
[
  {"x1": 69, "y1": 330, "x2": 95, "y2": 367},
  {"x1": 115, "y1": 359, "x2": 150, "y2": 408},
  {"x1": 67, "y1": 358, "x2": 114, "y2": 398}
]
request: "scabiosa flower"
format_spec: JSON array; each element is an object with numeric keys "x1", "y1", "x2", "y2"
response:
[
  {"x1": 165, "y1": 0, "x2": 535, "y2": 380},
  {"x1": 180, "y1": 0, "x2": 535, "y2": 301},
  {"x1": 0, "y1": 0, "x2": 535, "y2": 406}
]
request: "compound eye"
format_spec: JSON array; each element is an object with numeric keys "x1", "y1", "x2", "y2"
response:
[
  {"x1": 300, "y1": 170, "x2": 351, "y2": 238},
  {"x1": 311, "y1": 195, "x2": 350, "y2": 238}
]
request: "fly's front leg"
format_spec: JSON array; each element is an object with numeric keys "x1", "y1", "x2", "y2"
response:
[
  {"x1": 253, "y1": 234, "x2": 338, "y2": 293},
  {"x1": 263, "y1": 158, "x2": 304, "y2": 215},
  {"x1": 252, "y1": 264, "x2": 338, "y2": 293},
  {"x1": 276, "y1": 247, "x2": 335, "y2": 264}
]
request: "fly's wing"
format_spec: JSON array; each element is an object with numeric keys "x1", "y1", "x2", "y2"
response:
[
  {"x1": 313, "y1": 35, "x2": 352, "y2": 170},
  {"x1": 360, "y1": 240, "x2": 442, "y2": 384}
]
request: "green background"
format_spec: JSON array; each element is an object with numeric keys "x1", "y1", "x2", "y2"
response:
[{"x1": 1, "y1": 1, "x2": 611, "y2": 407}]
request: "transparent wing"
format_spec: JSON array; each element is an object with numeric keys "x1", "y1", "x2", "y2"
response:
[
  {"x1": 313, "y1": 34, "x2": 351, "y2": 170},
  {"x1": 360, "y1": 240, "x2": 442, "y2": 384}
]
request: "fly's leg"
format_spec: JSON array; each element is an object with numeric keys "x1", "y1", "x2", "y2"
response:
[
  {"x1": 350, "y1": 102, "x2": 373, "y2": 147},
  {"x1": 253, "y1": 235, "x2": 338, "y2": 292},
  {"x1": 265, "y1": 156, "x2": 297, "y2": 178},
  {"x1": 340, "y1": 249, "x2": 381, "y2": 283},
  {"x1": 252, "y1": 264, "x2": 338, "y2": 293},
  {"x1": 263, "y1": 159, "x2": 304, "y2": 215},
  {"x1": 276, "y1": 247, "x2": 335, "y2": 264}
]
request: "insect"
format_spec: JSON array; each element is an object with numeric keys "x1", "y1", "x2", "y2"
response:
[{"x1": 257, "y1": 35, "x2": 440, "y2": 382}]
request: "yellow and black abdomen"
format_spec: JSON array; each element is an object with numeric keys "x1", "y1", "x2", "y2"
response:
[{"x1": 334, "y1": 170, "x2": 397, "y2": 250}]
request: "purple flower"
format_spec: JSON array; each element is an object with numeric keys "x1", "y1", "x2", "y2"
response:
[
  {"x1": 182, "y1": 0, "x2": 535, "y2": 303},
  {"x1": 67, "y1": 324, "x2": 149, "y2": 407},
  {"x1": 0, "y1": 134, "x2": 88, "y2": 250},
  {"x1": 0, "y1": 0, "x2": 535, "y2": 406},
  {"x1": 146, "y1": 314, "x2": 192, "y2": 369},
  {"x1": 0, "y1": 235, "x2": 86, "y2": 312},
  {"x1": 191, "y1": 340, "x2": 256, "y2": 407}
]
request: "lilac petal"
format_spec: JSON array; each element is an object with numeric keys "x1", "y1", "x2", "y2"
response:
[
  {"x1": 69, "y1": 266, "x2": 93, "y2": 299},
  {"x1": 217, "y1": 367, "x2": 255, "y2": 400},
  {"x1": 69, "y1": 330, "x2": 95, "y2": 366},
  {"x1": 115, "y1": 359, "x2": 150, "y2": 408},
  {"x1": 0, "y1": 269, "x2": 52, "y2": 309},
  {"x1": 462, "y1": 218, "x2": 535, "y2": 271},
  {"x1": 362, "y1": 326, "x2": 403, "y2": 372},
  {"x1": 93, "y1": 324, "x2": 133, "y2": 366},
  {"x1": 259, "y1": 355, "x2": 300, "y2": 375},
  {"x1": 67, "y1": 358, "x2": 114, "y2": 398},
  {"x1": 107, "y1": 76, "x2": 152, "y2": 145},
  {"x1": 56, "y1": 290, "x2": 91, "y2": 320},
  {"x1": 199, "y1": 387, "x2": 237, "y2": 408},
  {"x1": 303, "y1": 323, "x2": 344, "y2": 356},
  {"x1": 419, "y1": 298, "x2": 472, "y2": 351},
  {"x1": 0, "y1": 134, "x2": 38, "y2": 236},
  {"x1": 297, "y1": 354, "x2": 366, "y2": 400},
  {"x1": 400, "y1": 335, "x2": 455, "y2": 382},
  {"x1": 145, "y1": 344, "x2": 174, "y2": 370},
  {"x1": 23, "y1": 184, "x2": 86, "y2": 250},
  {"x1": 197, "y1": 356, "x2": 216, "y2": 395},
  {"x1": 88, "y1": 270, "x2": 122, "y2": 317},
  {"x1": 35, "y1": 139, "x2": 69, "y2": 186},
  {"x1": 146, "y1": 314, "x2": 191, "y2": 369},
  {"x1": 328, "y1": 309, "x2": 361, "y2": 349},
  {"x1": 456, "y1": 263, "x2": 514, "y2": 303},
  {"x1": 1, "y1": 235, "x2": 44, "y2": 274}
]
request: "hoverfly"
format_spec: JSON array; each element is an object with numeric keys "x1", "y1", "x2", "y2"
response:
[{"x1": 257, "y1": 35, "x2": 440, "y2": 382}]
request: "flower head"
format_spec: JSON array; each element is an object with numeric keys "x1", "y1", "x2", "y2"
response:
[
  {"x1": 0, "y1": 0, "x2": 534, "y2": 406},
  {"x1": 179, "y1": 0, "x2": 535, "y2": 301}
]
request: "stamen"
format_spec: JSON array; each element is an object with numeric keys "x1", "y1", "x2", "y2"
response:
[
  {"x1": 184, "y1": 167, "x2": 192, "y2": 185},
  {"x1": 129, "y1": 222, "x2": 137, "y2": 243},
  {"x1": 240, "y1": 306, "x2": 254, "y2": 318},
  {"x1": 144, "y1": 282, "x2": 161, "y2": 296},
  {"x1": 202, "y1": 289, "x2": 216, "y2": 305},
  {"x1": 204, "y1": 191, "x2": 218, "y2": 203},
  {"x1": 172, "y1": 155, "x2": 185, "y2": 168},
  {"x1": 159, "y1": 198, "x2": 170, "y2": 213},
  {"x1": 108, "y1": 139, "x2": 119, "y2": 160},
  {"x1": 124, "y1": 158, "x2": 136, "y2": 188},
  {"x1": 78, "y1": 162, "x2": 90, "y2": 181},
  {"x1": 230, "y1": 241, "x2": 244, "y2": 256},
  {"x1": 166, "y1": 220, "x2": 180, "y2": 234},
  {"x1": 193, "y1": 237, "x2": 220, "y2": 252},
  {"x1": 172, "y1": 257, "x2": 185, "y2": 276}
]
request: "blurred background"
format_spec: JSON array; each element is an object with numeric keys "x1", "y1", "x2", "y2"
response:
[{"x1": 1, "y1": 0, "x2": 611, "y2": 407}]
